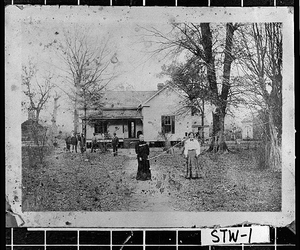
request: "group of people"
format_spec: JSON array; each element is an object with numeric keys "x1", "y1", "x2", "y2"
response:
[
  {"x1": 90, "y1": 132, "x2": 119, "y2": 156},
  {"x1": 65, "y1": 130, "x2": 201, "y2": 181},
  {"x1": 134, "y1": 131, "x2": 202, "y2": 181},
  {"x1": 65, "y1": 132, "x2": 86, "y2": 153}
]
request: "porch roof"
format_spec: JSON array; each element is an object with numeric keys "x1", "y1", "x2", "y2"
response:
[{"x1": 86, "y1": 109, "x2": 143, "y2": 120}]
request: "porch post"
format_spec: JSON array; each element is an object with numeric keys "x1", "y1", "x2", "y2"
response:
[
  {"x1": 122, "y1": 119, "x2": 124, "y2": 139},
  {"x1": 202, "y1": 99, "x2": 205, "y2": 143}
]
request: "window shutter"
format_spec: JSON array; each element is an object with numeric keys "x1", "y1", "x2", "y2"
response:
[
  {"x1": 171, "y1": 116, "x2": 175, "y2": 134},
  {"x1": 161, "y1": 116, "x2": 165, "y2": 133}
]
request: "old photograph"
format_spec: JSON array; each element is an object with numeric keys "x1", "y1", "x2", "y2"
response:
[{"x1": 5, "y1": 6, "x2": 294, "y2": 227}]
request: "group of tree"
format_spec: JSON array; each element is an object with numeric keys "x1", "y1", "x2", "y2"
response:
[
  {"x1": 54, "y1": 29, "x2": 117, "y2": 139},
  {"x1": 22, "y1": 60, "x2": 54, "y2": 162},
  {"x1": 22, "y1": 60, "x2": 53, "y2": 123},
  {"x1": 22, "y1": 28, "x2": 117, "y2": 142},
  {"x1": 146, "y1": 22, "x2": 282, "y2": 169},
  {"x1": 22, "y1": 22, "x2": 283, "y2": 169},
  {"x1": 235, "y1": 23, "x2": 282, "y2": 169}
]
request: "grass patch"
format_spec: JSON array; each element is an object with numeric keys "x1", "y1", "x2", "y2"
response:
[{"x1": 149, "y1": 149, "x2": 281, "y2": 211}]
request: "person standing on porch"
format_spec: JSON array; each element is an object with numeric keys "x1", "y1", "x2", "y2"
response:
[
  {"x1": 135, "y1": 134, "x2": 151, "y2": 181},
  {"x1": 112, "y1": 132, "x2": 119, "y2": 156},
  {"x1": 184, "y1": 132, "x2": 201, "y2": 179}
]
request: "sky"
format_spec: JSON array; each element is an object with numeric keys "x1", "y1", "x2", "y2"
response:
[
  {"x1": 17, "y1": 7, "x2": 177, "y2": 131},
  {"x1": 6, "y1": 6, "x2": 276, "y2": 132},
  {"x1": 19, "y1": 7, "x2": 174, "y2": 92}
]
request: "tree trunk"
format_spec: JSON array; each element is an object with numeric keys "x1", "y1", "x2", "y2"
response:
[
  {"x1": 270, "y1": 76, "x2": 282, "y2": 143},
  {"x1": 84, "y1": 106, "x2": 87, "y2": 140},
  {"x1": 51, "y1": 96, "x2": 60, "y2": 136},
  {"x1": 217, "y1": 112, "x2": 229, "y2": 152},
  {"x1": 207, "y1": 110, "x2": 219, "y2": 152},
  {"x1": 201, "y1": 114, "x2": 204, "y2": 143},
  {"x1": 214, "y1": 23, "x2": 235, "y2": 153},
  {"x1": 207, "y1": 109, "x2": 228, "y2": 152},
  {"x1": 200, "y1": 23, "x2": 218, "y2": 97},
  {"x1": 266, "y1": 111, "x2": 281, "y2": 170},
  {"x1": 201, "y1": 99, "x2": 205, "y2": 143},
  {"x1": 201, "y1": 23, "x2": 236, "y2": 154},
  {"x1": 73, "y1": 84, "x2": 80, "y2": 134},
  {"x1": 35, "y1": 109, "x2": 40, "y2": 123},
  {"x1": 74, "y1": 107, "x2": 78, "y2": 134}
]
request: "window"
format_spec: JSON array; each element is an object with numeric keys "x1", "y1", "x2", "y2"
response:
[
  {"x1": 161, "y1": 116, "x2": 175, "y2": 134},
  {"x1": 95, "y1": 121, "x2": 108, "y2": 134}
]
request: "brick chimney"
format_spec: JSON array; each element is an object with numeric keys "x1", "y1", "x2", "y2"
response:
[
  {"x1": 28, "y1": 109, "x2": 35, "y2": 120},
  {"x1": 157, "y1": 83, "x2": 164, "y2": 91}
]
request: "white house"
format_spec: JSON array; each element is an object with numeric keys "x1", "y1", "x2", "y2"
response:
[
  {"x1": 241, "y1": 117, "x2": 254, "y2": 139},
  {"x1": 80, "y1": 83, "x2": 211, "y2": 147}
]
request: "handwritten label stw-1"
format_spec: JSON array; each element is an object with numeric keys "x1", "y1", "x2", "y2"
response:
[{"x1": 201, "y1": 226, "x2": 270, "y2": 246}]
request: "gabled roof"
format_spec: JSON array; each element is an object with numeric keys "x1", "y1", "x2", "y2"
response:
[
  {"x1": 102, "y1": 91, "x2": 157, "y2": 108},
  {"x1": 88, "y1": 84, "x2": 185, "y2": 111},
  {"x1": 141, "y1": 84, "x2": 185, "y2": 107}
]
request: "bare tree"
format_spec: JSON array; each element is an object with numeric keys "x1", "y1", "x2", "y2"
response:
[
  {"x1": 22, "y1": 59, "x2": 53, "y2": 162},
  {"x1": 51, "y1": 92, "x2": 61, "y2": 134},
  {"x1": 159, "y1": 56, "x2": 208, "y2": 142},
  {"x1": 48, "y1": 91, "x2": 61, "y2": 146},
  {"x1": 22, "y1": 60, "x2": 53, "y2": 122},
  {"x1": 143, "y1": 22, "x2": 240, "y2": 152},
  {"x1": 236, "y1": 23, "x2": 282, "y2": 169},
  {"x1": 78, "y1": 80, "x2": 107, "y2": 139},
  {"x1": 56, "y1": 28, "x2": 117, "y2": 137}
]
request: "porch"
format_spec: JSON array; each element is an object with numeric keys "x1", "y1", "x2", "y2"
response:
[{"x1": 83, "y1": 110, "x2": 143, "y2": 148}]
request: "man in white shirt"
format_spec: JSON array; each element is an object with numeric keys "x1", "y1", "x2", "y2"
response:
[{"x1": 184, "y1": 132, "x2": 201, "y2": 179}]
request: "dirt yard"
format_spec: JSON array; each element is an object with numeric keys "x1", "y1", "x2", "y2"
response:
[{"x1": 22, "y1": 144, "x2": 281, "y2": 212}]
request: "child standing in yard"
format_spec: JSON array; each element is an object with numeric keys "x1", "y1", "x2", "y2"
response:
[
  {"x1": 184, "y1": 132, "x2": 201, "y2": 179},
  {"x1": 112, "y1": 132, "x2": 119, "y2": 156}
]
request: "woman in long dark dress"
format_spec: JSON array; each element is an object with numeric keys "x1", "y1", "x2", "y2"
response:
[{"x1": 135, "y1": 134, "x2": 151, "y2": 181}]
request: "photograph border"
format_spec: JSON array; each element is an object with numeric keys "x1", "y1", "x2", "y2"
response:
[{"x1": 5, "y1": 5, "x2": 295, "y2": 228}]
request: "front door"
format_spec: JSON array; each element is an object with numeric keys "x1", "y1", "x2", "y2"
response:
[{"x1": 128, "y1": 120, "x2": 136, "y2": 138}]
